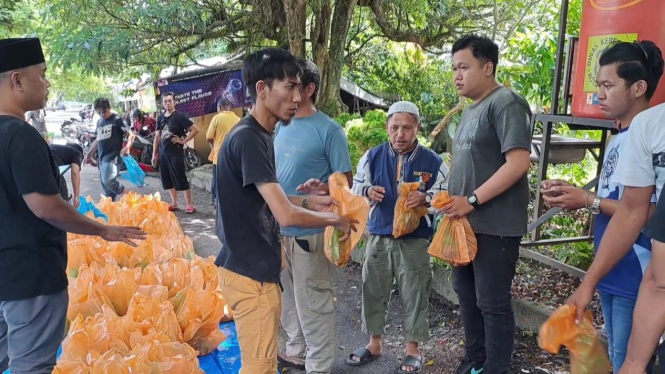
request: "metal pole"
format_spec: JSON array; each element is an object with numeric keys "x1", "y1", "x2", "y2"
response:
[{"x1": 531, "y1": 0, "x2": 570, "y2": 240}]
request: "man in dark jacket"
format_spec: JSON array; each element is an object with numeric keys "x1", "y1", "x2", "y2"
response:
[{"x1": 348, "y1": 101, "x2": 448, "y2": 373}]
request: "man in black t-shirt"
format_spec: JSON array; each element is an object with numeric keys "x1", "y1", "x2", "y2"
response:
[
  {"x1": 152, "y1": 92, "x2": 199, "y2": 214},
  {"x1": 83, "y1": 98, "x2": 135, "y2": 201},
  {"x1": 0, "y1": 37, "x2": 146, "y2": 374},
  {"x1": 214, "y1": 48, "x2": 356, "y2": 374},
  {"x1": 49, "y1": 143, "x2": 83, "y2": 207}
]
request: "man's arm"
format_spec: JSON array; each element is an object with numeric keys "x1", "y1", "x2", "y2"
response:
[
  {"x1": 152, "y1": 130, "x2": 161, "y2": 159},
  {"x1": 619, "y1": 241, "x2": 665, "y2": 374},
  {"x1": 182, "y1": 124, "x2": 200, "y2": 144},
  {"x1": 257, "y1": 182, "x2": 340, "y2": 228},
  {"x1": 70, "y1": 163, "x2": 81, "y2": 201},
  {"x1": 351, "y1": 151, "x2": 374, "y2": 200},
  {"x1": 474, "y1": 148, "x2": 531, "y2": 204},
  {"x1": 567, "y1": 186, "x2": 654, "y2": 322},
  {"x1": 84, "y1": 140, "x2": 99, "y2": 163}
]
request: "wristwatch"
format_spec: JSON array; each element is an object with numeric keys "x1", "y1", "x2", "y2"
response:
[
  {"x1": 467, "y1": 193, "x2": 480, "y2": 208},
  {"x1": 425, "y1": 194, "x2": 432, "y2": 206},
  {"x1": 302, "y1": 195, "x2": 309, "y2": 210},
  {"x1": 587, "y1": 196, "x2": 601, "y2": 215}
]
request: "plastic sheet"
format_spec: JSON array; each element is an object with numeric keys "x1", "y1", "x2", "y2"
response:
[
  {"x1": 428, "y1": 191, "x2": 478, "y2": 266},
  {"x1": 324, "y1": 172, "x2": 370, "y2": 266},
  {"x1": 393, "y1": 182, "x2": 428, "y2": 238},
  {"x1": 77, "y1": 197, "x2": 108, "y2": 221},
  {"x1": 121, "y1": 155, "x2": 146, "y2": 187},
  {"x1": 539, "y1": 304, "x2": 611, "y2": 374}
]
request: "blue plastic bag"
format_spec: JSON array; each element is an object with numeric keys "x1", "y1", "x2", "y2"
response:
[
  {"x1": 77, "y1": 198, "x2": 108, "y2": 222},
  {"x1": 121, "y1": 155, "x2": 146, "y2": 187}
]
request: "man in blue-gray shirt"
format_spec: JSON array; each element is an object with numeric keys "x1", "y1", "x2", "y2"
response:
[{"x1": 274, "y1": 59, "x2": 353, "y2": 374}]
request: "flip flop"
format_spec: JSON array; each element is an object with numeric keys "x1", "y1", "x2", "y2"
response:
[
  {"x1": 346, "y1": 347, "x2": 381, "y2": 367},
  {"x1": 185, "y1": 206, "x2": 196, "y2": 214},
  {"x1": 397, "y1": 355, "x2": 423, "y2": 374},
  {"x1": 168, "y1": 205, "x2": 180, "y2": 212},
  {"x1": 277, "y1": 356, "x2": 305, "y2": 370}
]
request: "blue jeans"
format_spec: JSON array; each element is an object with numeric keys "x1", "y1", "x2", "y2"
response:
[
  {"x1": 599, "y1": 292, "x2": 652, "y2": 373},
  {"x1": 99, "y1": 160, "x2": 124, "y2": 201}
]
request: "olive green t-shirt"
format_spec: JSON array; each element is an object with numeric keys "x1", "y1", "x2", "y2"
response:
[{"x1": 449, "y1": 87, "x2": 532, "y2": 237}]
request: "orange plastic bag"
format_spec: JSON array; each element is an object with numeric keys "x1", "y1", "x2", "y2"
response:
[
  {"x1": 131, "y1": 332, "x2": 204, "y2": 374},
  {"x1": 539, "y1": 305, "x2": 611, "y2": 374},
  {"x1": 428, "y1": 192, "x2": 478, "y2": 266},
  {"x1": 125, "y1": 293, "x2": 183, "y2": 344},
  {"x1": 96, "y1": 262, "x2": 139, "y2": 316},
  {"x1": 171, "y1": 286, "x2": 226, "y2": 355},
  {"x1": 393, "y1": 182, "x2": 429, "y2": 238},
  {"x1": 324, "y1": 172, "x2": 370, "y2": 266}
]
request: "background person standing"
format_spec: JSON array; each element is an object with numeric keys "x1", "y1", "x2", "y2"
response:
[
  {"x1": 206, "y1": 97, "x2": 240, "y2": 206},
  {"x1": 152, "y1": 92, "x2": 199, "y2": 213}
]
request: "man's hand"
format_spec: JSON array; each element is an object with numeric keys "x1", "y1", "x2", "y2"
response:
[
  {"x1": 541, "y1": 179, "x2": 571, "y2": 197},
  {"x1": 171, "y1": 136, "x2": 186, "y2": 145},
  {"x1": 333, "y1": 216, "x2": 359, "y2": 241},
  {"x1": 566, "y1": 282, "x2": 595, "y2": 324},
  {"x1": 151, "y1": 154, "x2": 158, "y2": 168},
  {"x1": 72, "y1": 196, "x2": 80, "y2": 209},
  {"x1": 406, "y1": 191, "x2": 428, "y2": 209},
  {"x1": 367, "y1": 186, "x2": 385, "y2": 203},
  {"x1": 296, "y1": 178, "x2": 329, "y2": 195},
  {"x1": 308, "y1": 195, "x2": 337, "y2": 212},
  {"x1": 121, "y1": 146, "x2": 131, "y2": 157},
  {"x1": 440, "y1": 196, "x2": 474, "y2": 219},
  {"x1": 101, "y1": 226, "x2": 147, "y2": 247},
  {"x1": 543, "y1": 186, "x2": 589, "y2": 210}
]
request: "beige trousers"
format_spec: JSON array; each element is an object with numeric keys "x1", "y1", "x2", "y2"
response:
[{"x1": 280, "y1": 234, "x2": 336, "y2": 374}]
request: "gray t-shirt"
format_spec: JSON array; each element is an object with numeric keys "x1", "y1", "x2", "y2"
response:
[{"x1": 449, "y1": 87, "x2": 532, "y2": 237}]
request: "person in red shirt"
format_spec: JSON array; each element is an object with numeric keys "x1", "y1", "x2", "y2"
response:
[{"x1": 131, "y1": 109, "x2": 156, "y2": 135}]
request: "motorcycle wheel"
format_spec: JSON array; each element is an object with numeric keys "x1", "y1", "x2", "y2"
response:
[{"x1": 184, "y1": 149, "x2": 201, "y2": 171}]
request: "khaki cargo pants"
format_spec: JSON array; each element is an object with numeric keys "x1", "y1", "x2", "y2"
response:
[
  {"x1": 218, "y1": 266, "x2": 281, "y2": 374},
  {"x1": 280, "y1": 234, "x2": 336, "y2": 374},
  {"x1": 362, "y1": 235, "x2": 432, "y2": 342}
]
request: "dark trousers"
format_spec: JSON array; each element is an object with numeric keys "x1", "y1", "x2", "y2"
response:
[
  {"x1": 452, "y1": 234, "x2": 520, "y2": 374},
  {"x1": 211, "y1": 165, "x2": 217, "y2": 203}
]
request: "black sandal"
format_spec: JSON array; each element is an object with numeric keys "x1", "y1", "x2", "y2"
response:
[
  {"x1": 277, "y1": 355, "x2": 306, "y2": 370},
  {"x1": 346, "y1": 347, "x2": 381, "y2": 367},
  {"x1": 397, "y1": 355, "x2": 423, "y2": 373}
]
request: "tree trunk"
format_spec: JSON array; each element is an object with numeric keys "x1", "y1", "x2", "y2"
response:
[
  {"x1": 311, "y1": 0, "x2": 332, "y2": 107},
  {"x1": 319, "y1": 0, "x2": 357, "y2": 116},
  {"x1": 283, "y1": 0, "x2": 307, "y2": 57}
]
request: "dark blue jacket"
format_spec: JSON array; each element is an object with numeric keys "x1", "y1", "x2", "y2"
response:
[{"x1": 352, "y1": 142, "x2": 448, "y2": 239}]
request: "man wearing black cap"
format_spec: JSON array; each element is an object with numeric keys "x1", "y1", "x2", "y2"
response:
[{"x1": 0, "y1": 38, "x2": 147, "y2": 374}]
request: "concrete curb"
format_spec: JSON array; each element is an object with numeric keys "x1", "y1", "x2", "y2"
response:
[
  {"x1": 189, "y1": 164, "x2": 214, "y2": 192},
  {"x1": 351, "y1": 246, "x2": 553, "y2": 334}
]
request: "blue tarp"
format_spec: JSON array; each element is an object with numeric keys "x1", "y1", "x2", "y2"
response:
[{"x1": 2, "y1": 322, "x2": 280, "y2": 374}]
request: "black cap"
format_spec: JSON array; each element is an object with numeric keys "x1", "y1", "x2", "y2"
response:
[{"x1": 0, "y1": 38, "x2": 46, "y2": 74}]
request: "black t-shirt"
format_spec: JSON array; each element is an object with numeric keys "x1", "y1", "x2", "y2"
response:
[
  {"x1": 0, "y1": 116, "x2": 68, "y2": 301},
  {"x1": 214, "y1": 115, "x2": 281, "y2": 283},
  {"x1": 158, "y1": 111, "x2": 194, "y2": 157},
  {"x1": 50, "y1": 144, "x2": 83, "y2": 200},
  {"x1": 96, "y1": 113, "x2": 126, "y2": 162}
]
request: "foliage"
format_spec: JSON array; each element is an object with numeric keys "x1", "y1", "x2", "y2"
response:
[
  {"x1": 342, "y1": 110, "x2": 389, "y2": 170},
  {"x1": 48, "y1": 67, "x2": 113, "y2": 104},
  {"x1": 33, "y1": 0, "x2": 545, "y2": 116}
]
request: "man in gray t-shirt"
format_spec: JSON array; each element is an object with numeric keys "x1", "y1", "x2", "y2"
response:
[{"x1": 442, "y1": 35, "x2": 532, "y2": 374}]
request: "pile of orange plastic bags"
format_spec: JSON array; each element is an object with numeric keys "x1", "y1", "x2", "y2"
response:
[{"x1": 54, "y1": 192, "x2": 230, "y2": 374}]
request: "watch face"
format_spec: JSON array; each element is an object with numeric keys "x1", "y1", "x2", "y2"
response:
[{"x1": 468, "y1": 195, "x2": 477, "y2": 204}]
